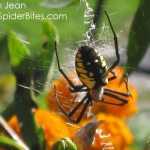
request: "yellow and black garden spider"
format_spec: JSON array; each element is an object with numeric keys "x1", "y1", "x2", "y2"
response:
[{"x1": 54, "y1": 11, "x2": 130, "y2": 123}]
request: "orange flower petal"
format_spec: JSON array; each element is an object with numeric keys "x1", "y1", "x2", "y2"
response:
[
  {"x1": 69, "y1": 113, "x2": 133, "y2": 150},
  {"x1": 91, "y1": 66, "x2": 138, "y2": 118},
  {"x1": 8, "y1": 116, "x2": 22, "y2": 138},
  {"x1": 34, "y1": 109, "x2": 70, "y2": 148},
  {"x1": 47, "y1": 71, "x2": 90, "y2": 121},
  {"x1": 92, "y1": 113, "x2": 133, "y2": 150},
  {"x1": 8, "y1": 109, "x2": 70, "y2": 149},
  {"x1": 7, "y1": 110, "x2": 133, "y2": 149},
  {"x1": 47, "y1": 66, "x2": 138, "y2": 119}
]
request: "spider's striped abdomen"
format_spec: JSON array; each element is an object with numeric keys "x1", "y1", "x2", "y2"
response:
[{"x1": 75, "y1": 46, "x2": 108, "y2": 89}]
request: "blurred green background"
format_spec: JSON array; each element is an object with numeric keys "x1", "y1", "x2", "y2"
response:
[
  {"x1": 0, "y1": 0, "x2": 150, "y2": 149},
  {"x1": 0, "y1": 0, "x2": 139, "y2": 52}
]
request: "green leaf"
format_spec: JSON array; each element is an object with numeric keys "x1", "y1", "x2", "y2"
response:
[
  {"x1": 8, "y1": 31, "x2": 39, "y2": 148},
  {"x1": 32, "y1": 20, "x2": 57, "y2": 86},
  {"x1": 0, "y1": 35, "x2": 11, "y2": 74},
  {"x1": 0, "y1": 135, "x2": 25, "y2": 150},
  {"x1": 1, "y1": 104, "x2": 15, "y2": 122},
  {"x1": 33, "y1": 117, "x2": 46, "y2": 150},
  {"x1": 0, "y1": 74, "x2": 16, "y2": 113},
  {"x1": 13, "y1": 92, "x2": 39, "y2": 148},
  {"x1": 41, "y1": 20, "x2": 57, "y2": 63},
  {"x1": 8, "y1": 31, "x2": 32, "y2": 79},
  {"x1": 33, "y1": 20, "x2": 58, "y2": 108},
  {"x1": 6, "y1": 21, "x2": 58, "y2": 147},
  {"x1": 40, "y1": 0, "x2": 79, "y2": 8},
  {"x1": 128, "y1": 109, "x2": 150, "y2": 149},
  {"x1": 145, "y1": 135, "x2": 150, "y2": 149},
  {"x1": 126, "y1": 0, "x2": 150, "y2": 74},
  {"x1": 8, "y1": 31, "x2": 30, "y2": 68},
  {"x1": 41, "y1": 20, "x2": 58, "y2": 82}
]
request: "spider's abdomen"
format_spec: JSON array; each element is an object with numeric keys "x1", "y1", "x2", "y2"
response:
[{"x1": 75, "y1": 46, "x2": 108, "y2": 89}]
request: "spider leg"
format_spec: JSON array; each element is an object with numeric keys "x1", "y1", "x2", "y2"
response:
[
  {"x1": 69, "y1": 98, "x2": 92, "y2": 123},
  {"x1": 105, "y1": 73, "x2": 131, "y2": 97},
  {"x1": 108, "y1": 70, "x2": 117, "y2": 81},
  {"x1": 104, "y1": 88, "x2": 130, "y2": 97},
  {"x1": 104, "y1": 11, "x2": 120, "y2": 72},
  {"x1": 102, "y1": 92, "x2": 128, "y2": 106},
  {"x1": 54, "y1": 41, "x2": 85, "y2": 91},
  {"x1": 108, "y1": 72, "x2": 132, "y2": 96},
  {"x1": 54, "y1": 85, "x2": 84, "y2": 117},
  {"x1": 54, "y1": 85, "x2": 91, "y2": 123},
  {"x1": 70, "y1": 96, "x2": 77, "y2": 111},
  {"x1": 101, "y1": 73, "x2": 130, "y2": 106}
]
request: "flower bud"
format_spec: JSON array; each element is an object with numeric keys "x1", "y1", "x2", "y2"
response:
[{"x1": 52, "y1": 138, "x2": 77, "y2": 150}]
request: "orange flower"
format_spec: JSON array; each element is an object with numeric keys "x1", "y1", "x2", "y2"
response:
[
  {"x1": 92, "y1": 66, "x2": 138, "y2": 119},
  {"x1": 6, "y1": 66, "x2": 137, "y2": 150},
  {"x1": 47, "y1": 66, "x2": 138, "y2": 120},
  {"x1": 34, "y1": 109, "x2": 70, "y2": 148},
  {"x1": 70, "y1": 113, "x2": 133, "y2": 150},
  {"x1": 7, "y1": 110, "x2": 133, "y2": 149},
  {"x1": 8, "y1": 109, "x2": 70, "y2": 149},
  {"x1": 92, "y1": 113, "x2": 133, "y2": 150},
  {"x1": 8, "y1": 116, "x2": 22, "y2": 138},
  {"x1": 47, "y1": 71, "x2": 89, "y2": 121}
]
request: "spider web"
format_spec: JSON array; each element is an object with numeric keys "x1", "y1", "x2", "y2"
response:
[{"x1": 0, "y1": 0, "x2": 150, "y2": 149}]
